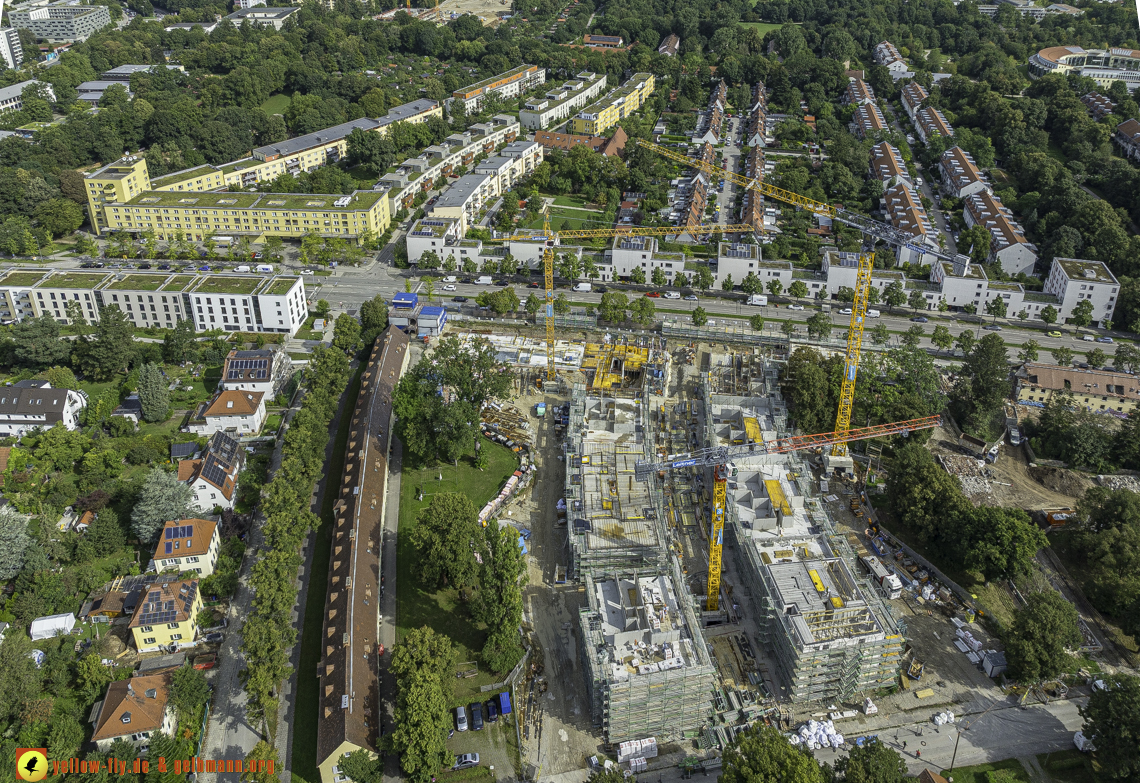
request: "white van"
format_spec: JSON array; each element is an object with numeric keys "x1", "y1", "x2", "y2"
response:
[
  {"x1": 747, "y1": 294, "x2": 768, "y2": 306},
  {"x1": 867, "y1": 309, "x2": 880, "y2": 318},
  {"x1": 573, "y1": 282, "x2": 592, "y2": 292},
  {"x1": 475, "y1": 276, "x2": 493, "y2": 285},
  {"x1": 256, "y1": 264, "x2": 274, "y2": 273},
  {"x1": 234, "y1": 265, "x2": 252, "y2": 273},
  {"x1": 663, "y1": 291, "x2": 680, "y2": 299}
]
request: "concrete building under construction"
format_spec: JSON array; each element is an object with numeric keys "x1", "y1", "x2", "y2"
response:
[{"x1": 700, "y1": 353, "x2": 905, "y2": 703}]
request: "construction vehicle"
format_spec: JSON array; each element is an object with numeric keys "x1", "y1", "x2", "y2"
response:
[{"x1": 635, "y1": 415, "x2": 941, "y2": 610}]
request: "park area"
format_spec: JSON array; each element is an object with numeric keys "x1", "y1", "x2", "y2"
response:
[{"x1": 396, "y1": 433, "x2": 521, "y2": 700}]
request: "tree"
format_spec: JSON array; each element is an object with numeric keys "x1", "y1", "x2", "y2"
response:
[
  {"x1": 1080, "y1": 674, "x2": 1140, "y2": 780},
  {"x1": 630, "y1": 267, "x2": 646, "y2": 285},
  {"x1": 0, "y1": 506, "x2": 31, "y2": 579},
  {"x1": 721, "y1": 725, "x2": 824, "y2": 783},
  {"x1": 315, "y1": 300, "x2": 331, "y2": 320},
  {"x1": 750, "y1": 314, "x2": 765, "y2": 332},
  {"x1": 961, "y1": 506, "x2": 1047, "y2": 581},
  {"x1": 137, "y1": 363, "x2": 170, "y2": 423},
  {"x1": 870, "y1": 323, "x2": 890, "y2": 346},
  {"x1": 741, "y1": 272, "x2": 762, "y2": 294},
  {"x1": 584, "y1": 257, "x2": 598, "y2": 280},
  {"x1": 76, "y1": 307, "x2": 137, "y2": 381},
  {"x1": 394, "y1": 336, "x2": 511, "y2": 463},
  {"x1": 525, "y1": 293, "x2": 541, "y2": 314},
  {"x1": 831, "y1": 738, "x2": 907, "y2": 783},
  {"x1": 598, "y1": 292, "x2": 629, "y2": 323},
  {"x1": 558, "y1": 253, "x2": 580, "y2": 283},
  {"x1": 806, "y1": 312, "x2": 832, "y2": 340},
  {"x1": 984, "y1": 296, "x2": 1008, "y2": 323},
  {"x1": 242, "y1": 741, "x2": 280, "y2": 783},
  {"x1": 767, "y1": 279, "x2": 784, "y2": 298},
  {"x1": 1114, "y1": 343, "x2": 1140, "y2": 374},
  {"x1": 789, "y1": 280, "x2": 809, "y2": 299},
  {"x1": 907, "y1": 289, "x2": 928, "y2": 314},
  {"x1": 131, "y1": 467, "x2": 193, "y2": 543},
  {"x1": 1070, "y1": 299, "x2": 1095, "y2": 328},
  {"x1": 901, "y1": 325, "x2": 924, "y2": 347},
  {"x1": 1006, "y1": 592, "x2": 1082, "y2": 682},
  {"x1": 1086, "y1": 347, "x2": 1107, "y2": 367},
  {"x1": 628, "y1": 298, "x2": 655, "y2": 327},
  {"x1": 692, "y1": 306, "x2": 708, "y2": 326},
  {"x1": 950, "y1": 333, "x2": 1009, "y2": 430},
  {"x1": 651, "y1": 267, "x2": 667, "y2": 287},
  {"x1": 883, "y1": 281, "x2": 907, "y2": 313},
  {"x1": 171, "y1": 664, "x2": 211, "y2": 723},
  {"x1": 1051, "y1": 346, "x2": 1074, "y2": 366},
  {"x1": 1017, "y1": 309, "x2": 1029, "y2": 322},
  {"x1": 34, "y1": 198, "x2": 84, "y2": 237},
  {"x1": 931, "y1": 325, "x2": 953, "y2": 352},
  {"x1": 476, "y1": 524, "x2": 526, "y2": 673},
  {"x1": 1019, "y1": 340, "x2": 1040, "y2": 363},
  {"x1": 722, "y1": 274, "x2": 735, "y2": 292},
  {"x1": 332, "y1": 313, "x2": 362, "y2": 354},
  {"x1": 337, "y1": 751, "x2": 382, "y2": 783},
  {"x1": 359, "y1": 294, "x2": 388, "y2": 340},
  {"x1": 12, "y1": 315, "x2": 71, "y2": 369},
  {"x1": 44, "y1": 365, "x2": 78, "y2": 390},
  {"x1": 388, "y1": 627, "x2": 454, "y2": 783},
  {"x1": 695, "y1": 265, "x2": 715, "y2": 291},
  {"x1": 781, "y1": 321, "x2": 797, "y2": 339},
  {"x1": 674, "y1": 272, "x2": 690, "y2": 288},
  {"x1": 162, "y1": 319, "x2": 197, "y2": 364},
  {"x1": 887, "y1": 443, "x2": 968, "y2": 544},
  {"x1": 1040, "y1": 305, "x2": 1059, "y2": 325},
  {"x1": 0, "y1": 631, "x2": 43, "y2": 724},
  {"x1": 553, "y1": 293, "x2": 570, "y2": 315}
]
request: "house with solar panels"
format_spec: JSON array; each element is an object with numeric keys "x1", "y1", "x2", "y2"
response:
[
  {"x1": 151, "y1": 519, "x2": 221, "y2": 577},
  {"x1": 221, "y1": 347, "x2": 294, "y2": 397},
  {"x1": 129, "y1": 579, "x2": 203, "y2": 653},
  {"x1": 178, "y1": 431, "x2": 244, "y2": 512}
]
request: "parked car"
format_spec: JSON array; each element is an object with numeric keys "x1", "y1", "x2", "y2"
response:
[
  {"x1": 443, "y1": 284, "x2": 457, "y2": 291},
  {"x1": 788, "y1": 303, "x2": 805, "y2": 310},
  {"x1": 456, "y1": 705, "x2": 468, "y2": 732},
  {"x1": 158, "y1": 264, "x2": 171, "y2": 270},
  {"x1": 684, "y1": 294, "x2": 698, "y2": 301},
  {"x1": 452, "y1": 754, "x2": 479, "y2": 770},
  {"x1": 1047, "y1": 330, "x2": 1062, "y2": 338},
  {"x1": 911, "y1": 316, "x2": 928, "y2": 323},
  {"x1": 252, "y1": 252, "x2": 263, "y2": 260},
  {"x1": 139, "y1": 263, "x2": 151, "y2": 270},
  {"x1": 453, "y1": 296, "x2": 468, "y2": 303},
  {"x1": 301, "y1": 269, "x2": 315, "y2": 275},
  {"x1": 80, "y1": 262, "x2": 94, "y2": 268},
  {"x1": 528, "y1": 282, "x2": 541, "y2": 288},
  {"x1": 198, "y1": 266, "x2": 210, "y2": 271},
  {"x1": 839, "y1": 308, "x2": 853, "y2": 315},
  {"x1": 469, "y1": 702, "x2": 484, "y2": 731},
  {"x1": 644, "y1": 292, "x2": 661, "y2": 298},
  {"x1": 983, "y1": 325, "x2": 1002, "y2": 331},
  {"x1": 1082, "y1": 334, "x2": 1096, "y2": 341},
  {"x1": 1097, "y1": 336, "x2": 1114, "y2": 343},
  {"x1": 487, "y1": 698, "x2": 500, "y2": 722},
  {"x1": 204, "y1": 633, "x2": 223, "y2": 644}
]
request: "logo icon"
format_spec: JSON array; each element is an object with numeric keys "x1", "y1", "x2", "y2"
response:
[{"x1": 16, "y1": 749, "x2": 48, "y2": 783}]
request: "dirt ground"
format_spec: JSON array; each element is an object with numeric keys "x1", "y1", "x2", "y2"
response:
[
  {"x1": 925, "y1": 426, "x2": 1086, "y2": 511},
  {"x1": 438, "y1": 0, "x2": 508, "y2": 24}
]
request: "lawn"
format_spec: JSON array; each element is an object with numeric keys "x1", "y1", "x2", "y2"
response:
[
  {"x1": 550, "y1": 195, "x2": 589, "y2": 208},
  {"x1": 262, "y1": 412, "x2": 283, "y2": 436},
  {"x1": 291, "y1": 364, "x2": 364, "y2": 783},
  {"x1": 738, "y1": 21, "x2": 789, "y2": 35},
  {"x1": 1037, "y1": 749, "x2": 1098, "y2": 783},
  {"x1": 260, "y1": 94, "x2": 291, "y2": 115},
  {"x1": 396, "y1": 431, "x2": 520, "y2": 703},
  {"x1": 517, "y1": 208, "x2": 611, "y2": 232},
  {"x1": 938, "y1": 758, "x2": 1032, "y2": 783}
]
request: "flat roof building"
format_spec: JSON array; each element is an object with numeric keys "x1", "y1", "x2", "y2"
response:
[
  {"x1": 224, "y1": 6, "x2": 299, "y2": 29},
  {"x1": 450, "y1": 64, "x2": 544, "y2": 114},
  {"x1": 570, "y1": 73, "x2": 654, "y2": 136},
  {"x1": 8, "y1": 2, "x2": 111, "y2": 41},
  {"x1": 1029, "y1": 46, "x2": 1140, "y2": 92},
  {"x1": 519, "y1": 71, "x2": 606, "y2": 129}
]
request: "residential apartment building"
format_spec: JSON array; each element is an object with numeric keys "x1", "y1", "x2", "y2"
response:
[
  {"x1": 939, "y1": 146, "x2": 988, "y2": 198},
  {"x1": 189, "y1": 274, "x2": 306, "y2": 334},
  {"x1": 151, "y1": 518, "x2": 221, "y2": 577},
  {"x1": 964, "y1": 191, "x2": 1037, "y2": 275},
  {"x1": 740, "y1": 147, "x2": 766, "y2": 233},
  {"x1": 900, "y1": 81, "x2": 928, "y2": 122},
  {"x1": 582, "y1": 34, "x2": 624, "y2": 48},
  {"x1": 0, "y1": 28, "x2": 23, "y2": 70},
  {"x1": 129, "y1": 579, "x2": 203, "y2": 653},
  {"x1": 8, "y1": 2, "x2": 111, "y2": 41},
  {"x1": 869, "y1": 141, "x2": 909, "y2": 187},
  {"x1": 600, "y1": 235, "x2": 686, "y2": 283},
  {"x1": 882, "y1": 183, "x2": 938, "y2": 265},
  {"x1": 1114, "y1": 118, "x2": 1140, "y2": 161},
  {"x1": 425, "y1": 173, "x2": 499, "y2": 235},
  {"x1": 657, "y1": 34, "x2": 680, "y2": 56},
  {"x1": 96, "y1": 273, "x2": 193, "y2": 329},
  {"x1": 1080, "y1": 92, "x2": 1116, "y2": 120},
  {"x1": 873, "y1": 41, "x2": 910, "y2": 75},
  {"x1": 1029, "y1": 46, "x2": 1140, "y2": 92},
  {"x1": 695, "y1": 80, "x2": 726, "y2": 144},
  {"x1": 450, "y1": 64, "x2": 545, "y2": 114},
  {"x1": 534, "y1": 127, "x2": 626, "y2": 156},
  {"x1": 745, "y1": 84, "x2": 768, "y2": 147},
  {"x1": 100, "y1": 64, "x2": 186, "y2": 83},
  {"x1": 1015, "y1": 363, "x2": 1139, "y2": 414},
  {"x1": 0, "y1": 380, "x2": 86, "y2": 438},
  {"x1": 915, "y1": 107, "x2": 954, "y2": 144},
  {"x1": 179, "y1": 431, "x2": 244, "y2": 512},
  {"x1": 236, "y1": 0, "x2": 268, "y2": 7},
  {"x1": 1043, "y1": 257, "x2": 1119, "y2": 326},
  {"x1": 0, "y1": 80, "x2": 53, "y2": 114},
  {"x1": 843, "y1": 79, "x2": 876, "y2": 106},
  {"x1": 851, "y1": 104, "x2": 887, "y2": 139},
  {"x1": 519, "y1": 71, "x2": 605, "y2": 129},
  {"x1": 188, "y1": 389, "x2": 267, "y2": 437},
  {"x1": 221, "y1": 346, "x2": 294, "y2": 396},
  {"x1": 223, "y1": 6, "x2": 299, "y2": 29},
  {"x1": 569, "y1": 72, "x2": 654, "y2": 136},
  {"x1": 375, "y1": 114, "x2": 517, "y2": 214},
  {"x1": 90, "y1": 675, "x2": 176, "y2": 751},
  {"x1": 474, "y1": 141, "x2": 544, "y2": 193}
]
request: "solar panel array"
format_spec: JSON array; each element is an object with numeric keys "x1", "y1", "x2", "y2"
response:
[
  {"x1": 165, "y1": 524, "x2": 195, "y2": 540},
  {"x1": 137, "y1": 591, "x2": 178, "y2": 626},
  {"x1": 170, "y1": 442, "x2": 198, "y2": 459},
  {"x1": 180, "y1": 583, "x2": 197, "y2": 614},
  {"x1": 201, "y1": 456, "x2": 230, "y2": 490},
  {"x1": 227, "y1": 357, "x2": 269, "y2": 380},
  {"x1": 724, "y1": 243, "x2": 753, "y2": 258},
  {"x1": 208, "y1": 431, "x2": 240, "y2": 466}
]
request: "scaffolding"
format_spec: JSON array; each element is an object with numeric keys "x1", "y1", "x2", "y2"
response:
[{"x1": 581, "y1": 343, "x2": 655, "y2": 392}]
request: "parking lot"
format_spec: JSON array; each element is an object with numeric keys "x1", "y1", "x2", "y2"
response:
[{"x1": 445, "y1": 697, "x2": 520, "y2": 779}]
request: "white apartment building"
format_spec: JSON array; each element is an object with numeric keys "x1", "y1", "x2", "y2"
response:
[
  {"x1": 450, "y1": 64, "x2": 545, "y2": 114},
  {"x1": 519, "y1": 72, "x2": 606, "y2": 129},
  {"x1": 0, "y1": 28, "x2": 23, "y2": 70},
  {"x1": 223, "y1": 6, "x2": 299, "y2": 29},
  {"x1": 900, "y1": 81, "x2": 928, "y2": 122},
  {"x1": 600, "y1": 235, "x2": 687, "y2": 283},
  {"x1": 882, "y1": 183, "x2": 938, "y2": 266},
  {"x1": 963, "y1": 191, "x2": 1037, "y2": 276},
  {"x1": 188, "y1": 275, "x2": 306, "y2": 335},
  {"x1": 0, "y1": 80, "x2": 55, "y2": 114},
  {"x1": 426, "y1": 173, "x2": 500, "y2": 235},
  {"x1": 474, "y1": 141, "x2": 544, "y2": 193},
  {"x1": 187, "y1": 389, "x2": 267, "y2": 437},
  {"x1": 1043, "y1": 257, "x2": 1119, "y2": 326},
  {"x1": 939, "y1": 146, "x2": 989, "y2": 198},
  {"x1": 0, "y1": 380, "x2": 86, "y2": 439}
]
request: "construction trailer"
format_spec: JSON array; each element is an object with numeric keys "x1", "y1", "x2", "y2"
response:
[{"x1": 578, "y1": 570, "x2": 716, "y2": 743}]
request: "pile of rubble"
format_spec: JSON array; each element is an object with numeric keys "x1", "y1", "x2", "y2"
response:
[
  {"x1": 1096, "y1": 474, "x2": 1140, "y2": 493},
  {"x1": 937, "y1": 454, "x2": 994, "y2": 499}
]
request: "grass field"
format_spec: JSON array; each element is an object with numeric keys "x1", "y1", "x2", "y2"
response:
[
  {"x1": 1037, "y1": 749, "x2": 1098, "y2": 783},
  {"x1": 738, "y1": 21, "x2": 791, "y2": 34},
  {"x1": 939, "y1": 758, "x2": 1032, "y2": 783},
  {"x1": 261, "y1": 94, "x2": 291, "y2": 115},
  {"x1": 518, "y1": 207, "x2": 611, "y2": 232},
  {"x1": 291, "y1": 365, "x2": 364, "y2": 783},
  {"x1": 396, "y1": 432, "x2": 520, "y2": 703}
]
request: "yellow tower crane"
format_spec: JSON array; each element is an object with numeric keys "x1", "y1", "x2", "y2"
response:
[
  {"x1": 633, "y1": 139, "x2": 964, "y2": 453},
  {"x1": 503, "y1": 206, "x2": 760, "y2": 383}
]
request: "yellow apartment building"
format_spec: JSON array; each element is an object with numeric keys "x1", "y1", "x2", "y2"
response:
[
  {"x1": 129, "y1": 579, "x2": 204, "y2": 653},
  {"x1": 570, "y1": 73, "x2": 655, "y2": 136}
]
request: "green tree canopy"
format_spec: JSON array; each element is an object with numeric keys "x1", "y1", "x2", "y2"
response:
[
  {"x1": 1079, "y1": 674, "x2": 1140, "y2": 780},
  {"x1": 1006, "y1": 591, "x2": 1083, "y2": 682},
  {"x1": 131, "y1": 467, "x2": 193, "y2": 543},
  {"x1": 137, "y1": 362, "x2": 170, "y2": 423},
  {"x1": 410, "y1": 492, "x2": 485, "y2": 590},
  {"x1": 720, "y1": 725, "x2": 824, "y2": 783}
]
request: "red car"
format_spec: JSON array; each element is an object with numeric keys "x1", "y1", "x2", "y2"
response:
[
  {"x1": 193, "y1": 654, "x2": 217, "y2": 670},
  {"x1": 644, "y1": 292, "x2": 661, "y2": 298}
]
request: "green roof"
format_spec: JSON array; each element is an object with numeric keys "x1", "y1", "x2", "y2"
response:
[
  {"x1": 126, "y1": 190, "x2": 385, "y2": 213},
  {"x1": 129, "y1": 191, "x2": 261, "y2": 208},
  {"x1": 1056, "y1": 257, "x2": 1115, "y2": 284},
  {"x1": 0, "y1": 271, "x2": 48, "y2": 287},
  {"x1": 160, "y1": 275, "x2": 196, "y2": 292},
  {"x1": 457, "y1": 64, "x2": 534, "y2": 95},
  {"x1": 43, "y1": 272, "x2": 109, "y2": 289},
  {"x1": 192, "y1": 276, "x2": 261, "y2": 295},
  {"x1": 150, "y1": 165, "x2": 220, "y2": 188},
  {"x1": 988, "y1": 281, "x2": 1022, "y2": 291},
  {"x1": 262, "y1": 277, "x2": 300, "y2": 296},
  {"x1": 217, "y1": 159, "x2": 261, "y2": 174},
  {"x1": 104, "y1": 274, "x2": 169, "y2": 291}
]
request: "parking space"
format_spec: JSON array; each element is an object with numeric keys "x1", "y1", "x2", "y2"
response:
[{"x1": 445, "y1": 698, "x2": 519, "y2": 778}]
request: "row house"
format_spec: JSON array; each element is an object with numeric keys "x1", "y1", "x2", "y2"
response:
[
  {"x1": 869, "y1": 141, "x2": 909, "y2": 187},
  {"x1": 851, "y1": 104, "x2": 887, "y2": 139},
  {"x1": 881, "y1": 183, "x2": 939, "y2": 266},
  {"x1": 1113, "y1": 118, "x2": 1140, "y2": 162},
  {"x1": 873, "y1": 41, "x2": 911, "y2": 77},
  {"x1": 900, "y1": 81, "x2": 928, "y2": 122},
  {"x1": 964, "y1": 190, "x2": 1037, "y2": 275},
  {"x1": 1080, "y1": 92, "x2": 1116, "y2": 120},
  {"x1": 740, "y1": 147, "x2": 766, "y2": 233},
  {"x1": 843, "y1": 79, "x2": 876, "y2": 106},
  {"x1": 915, "y1": 106, "x2": 954, "y2": 144},
  {"x1": 938, "y1": 146, "x2": 989, "y2": 198},
  {"x1": 745, "y1": 84, "x2": 768, "y2": 146}
]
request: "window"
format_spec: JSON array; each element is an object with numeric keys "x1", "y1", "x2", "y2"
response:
[
  {"x1": 141, "y1": 625, "x2": 153, "y2": 633},
  {"x1": 167, "y1": 622, "x2": 180, "y2": 629},
  {"x1": 144, "y1": 637, "x2": 156, "y2": 645},
  {"x1": 170, "y1": 634, "x2": 183, "y2": 641}
]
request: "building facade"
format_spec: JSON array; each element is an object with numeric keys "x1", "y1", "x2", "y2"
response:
[
  {"x1": 1114, "y1": 118, "x2": 1140, "y2": 161},
  {"x1": 0, "y1": 380, "x2": 86, "y2": 438},
  {"x1": 519, "y1": 72, "x2": 606, "y2": 129},
  {"x1": 129, "y1": 579, "x2": 203, "y2": 653},
  {"x1": 224, "y1": 6, "x2": 299, "y2": 29},
  {"x1": 939, "y1": 146, "x2": 988, "y2": 198},
  {"x1": 8, "y1": 2, "x2": 111, "y2": 41},
  {"x1": 1042, "y1": 257, "x2": 1119, "y2": 326},
  {"x1": 0, "y1": 28, "x2": 23, "y2": 70},
  {"x1": 151, "y1": 519, "x2": 221, "y2": 577},
  {"x1": 1028, "y1": 46, "x2": 1140, "y2": 92},
  {"x1": 450, "y1": 64, "x2": 544, "y2": 114},
  {"x1": 187, "y1": 389, "x2": 267, "y2": 437},
  {"x1": 90, "y1": 675, "x2": 177, "y2": 751},
  {"x1": 179, "y1": 431, "x2": 244, "y2": 512},
  {"x1": 570, "y1": 73, "x2": 654, "y2": 136},
  {"x1": 0, "y1": 80, "x2": 53, "y2": 113},
  {"x1": 900, "y1": 81, "x2": 928, "y2": 122},
  {"x1": 963, "y1": 191, "x2": 1037, "y2": 275},
  {"x1": 1015, "y1": 362, "x2": 1139, "y2": 414}
]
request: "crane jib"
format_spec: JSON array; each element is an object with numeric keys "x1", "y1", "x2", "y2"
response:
[{"x1": 671, "y1": 458, "x2": 698, "y2": 468}]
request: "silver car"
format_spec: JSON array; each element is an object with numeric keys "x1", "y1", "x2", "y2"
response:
[{"x1": 456, "y1": 705, "x2": 468, "y2": 732}]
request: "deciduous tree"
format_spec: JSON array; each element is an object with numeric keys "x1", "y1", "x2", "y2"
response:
[
  {"x1": 131, "y1": 467, "x2": 193, "y2": 543},
  {"x1": 0, "y1": 506, "x2": 31, "y2": 579},
  {"x1": 1006, "y1": 591, "x2": 1082, "y2": 682},
  {"x1": 332, "y1": 313, "x2": 361, "y2": 354},
  {"x1": 692, "y1": 306, "x2": 708, "y2": 326},
  {"x1": 831, "y1": 737, "x2": 907, "y2": 783},
  {"x1": 75, "y1": 306, "x2": 137, "y2": 381},
  {"x1": 1079, "y1": 674, "x2": 1140, "y2": 780},
  {"x1": 720, "y1": 725, "x2": 824, "y2": 783}
]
